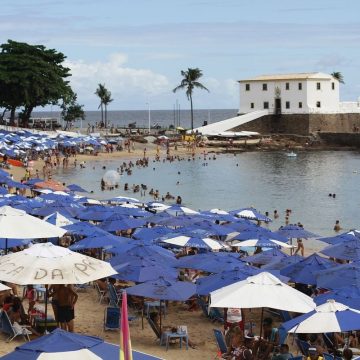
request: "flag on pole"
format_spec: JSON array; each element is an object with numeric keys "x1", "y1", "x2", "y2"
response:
[{"x1": 120, "y1": 291, "x2": 133, "y2": 360}]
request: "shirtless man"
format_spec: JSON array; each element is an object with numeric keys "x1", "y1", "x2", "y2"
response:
[
  {"x1": 56, "y1": 285, "x2": 78, "y2": 332},
  {"x1": 294, "y1": 239, "x2": 305, "y2": 256}
]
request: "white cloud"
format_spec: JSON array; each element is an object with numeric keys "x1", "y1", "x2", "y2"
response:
[{"x1": 64, "y1": 53, "x2": 170, "y2": 108}]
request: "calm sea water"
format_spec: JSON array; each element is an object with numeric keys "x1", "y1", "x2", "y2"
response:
[
  {"x1": 52, "y1": 150, "x2": 360, "y2": 251},
  {"x1": 32, "y1": 109, "x2": 238, "y2": 129}
]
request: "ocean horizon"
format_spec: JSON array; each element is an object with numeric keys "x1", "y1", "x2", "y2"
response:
[{"x1": 31, "y1": 109, "x2": 238, "y2": 129}]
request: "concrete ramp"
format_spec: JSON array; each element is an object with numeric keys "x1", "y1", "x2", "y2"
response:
[{"x1": 191, "y1": 110, "x2": 269, "y2": 135}]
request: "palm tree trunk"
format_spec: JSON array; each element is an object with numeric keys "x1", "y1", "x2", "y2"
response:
[
  {"x1": 105, "y1": 104, "x2": 107, "y2": 129},
  {"x1": 190, "y1": 94, "x2": 194, "y2": 130},
  {"x1": 101, "y1": 104, "x2": 104, "y2": 127}
]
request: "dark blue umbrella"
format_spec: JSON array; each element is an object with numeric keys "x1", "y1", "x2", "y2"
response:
[
  {"x1": 24, "y1": 178, "x2": 44, "y2": 186},
  {"x1": 0, "y1": 328, "x2": 160, "y2": 360},
  {"x1": 98, "y1": 213, "x2": 147, "y2": 232},
  {"x1": 126, "y1": 276, "x2": 196, "y2": 301},
  {"x1": 67, "y1": 184, "x2": 88, "y2": 192},
  {"x1": 111, "y1": 206, "x2": 151, "y2": 218},
  {"x1": 111, "y1": 257, "x2": 178, "y2": 282},
  {"x1": 281, "y1": 253, "x2": 337, "y2": 285},
  {"x1": 32, "y1": 205, "x2": 79, "y2": 218},
  {"x1": 316, "y1": 262, "x2": 360, "y2": 289},
  {"x1": 192, "y1": 219, "x2": 238, "y2": 236},
  {"x1": 75, "y1": 206, "x2": 114, "y2": 221},
  {"x1": 314, "y1": 285, "x2": 360, "y2": 310},
  {"x1": 69, "y1": 233, "x2": 131, "y2": 251},
  {"x1": 231, "y1": 228, "x2": 288, "y2": 242},
  {"x1": 243, "y1": 248, "x2": 289, "y2": 266},
  {"x1": 156, "y1": 215, "x2": 199, "y2": 227},
  {"x1": 63, "y1": 222, "x2": 112, "y2": 237},
  {"x1": 132, "y1": 227, "x2": 171, "y2": 242},
  {"x1": 318, "y1": 230, "x2": 360, "y2": 245},
  {"x1": 276, "y1": 224, "x2": 319, "y2": 239},
  {"x1": 320, "y1": 238, "x2": 360, "y2": 261},
  {"x1": 223, "y1": 219, "x2": 259, "y2": 233},
  {"x1": 262, "y1": 254, "x2": 304, "y2": 270},
  {"x1": 0, "y1": 187, "x2": 8, "y2": 195},
  {"x1": 0, "y1": 238, "x2": 32, "y2": 249}
]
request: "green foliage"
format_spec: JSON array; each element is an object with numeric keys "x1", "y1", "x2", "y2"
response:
[
  {"x1": 0, "y1": 40, "x2": 72, "y2": 126},
  {"x1": 173, "y1": 68, "x2": 209, "y2": 130},
  {"x1": 95, "y1": 83, "x2": 113, "y2": 128},
  {"x1": 331, "y1": 71, "x2": 345, "y2": 84},
  {"x1": 61, "y1": 92, "x2": 85, "y2": 130}
]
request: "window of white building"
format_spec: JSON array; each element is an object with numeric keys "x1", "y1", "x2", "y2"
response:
[
  {"x1": 262, "y1": 84, "x2": 268, "y2": 91},
  {"x1": 298, "y1": 83, "x2": 302, "y2": 90},
  {"x1": 285, "y1": 83, "x2": 290, "y2": 90},
  {"x1": 250, "y1": 103, "x2": 254, "y2": 109},
  {"x1": 299, "y1": 102, "x2": 303, "y2": 108},
  {"x1": 332, "y1": 82, "x2": 335, "y2": 90},
  {"x1": 245, "y1": 84, "x2": 250, "y2": 91},
  {"x1": 317, "y1": 82, "x2": 321, "y2": 90},
  {"x1": 285, "y1": 101, "x2": 290, "y2": 109},
  {"x1": 316, "y1": 101, "x2": 321, "y2": 108},
  {"x1": 263, "y1": 102, "x2": 269, "y2": 109}
]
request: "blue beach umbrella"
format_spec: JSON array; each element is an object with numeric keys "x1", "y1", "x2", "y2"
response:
[
  {"x1": 63, "y1": 222, "x2": 112, "y2": 237},
  {"x1": 0, "y1": 238, "x2": 32, "y2": 249},
  {"x1": 98, "y1": 213, "x2": 147, "y2": 232},
  {"x1": 67, "y1": 184, "x2": 88, "y2": 193},
  {"x1": 318, "y1": 230, "x2": 360, "y2": 245},
  {"x1": 132, "y1": 227, "x2": 171, "y2": 242},
  {"x1": 44, "y1": 212, "x2": 77, "y2": 227},
  {"x1": 280, "y1": 253, "x2": 337, "y2": 285},
  {"x1": 233, "y1": 236, "x2": 292, "y2": 249},
  {"x1": 156, "y1": 215, "x2": 199, "y2": 227},
  {"x1": 262, "y1": 254, "x2": 304, "y2": 270},
  {"x1": 231, "y1": 228, "x2": 288, "y2": 242},
  {"x1": 316, "y1": 262, "x2": 360, "y2": 289},
  {"x1": 314, "y1": 285, "x2": 360, "y2": 310},
  {"x1": 276, "y1": 224, "x2": 319, "y2": 239},
  {"x1": 244, "y1": 248, "x2": 289, "y2": 266},
  {"x1": 69, "y1": 233, "x2": 131, "y2": 251},
  {"x1": 0, "y1": 328, "x2": 160, "y2": 360},
  {"x1": 320, "y1": 238, "x2": 360, "y2": 261},
  {"x1": 192, "y1": 219, "x2": 239, "y2": 236},
  {"x1": 32, "y1": 204, "x2": 79, "y2": 218},
  {"x1": 0, "y1": 187, "x2": 8, "y2": 195},
  {"x1": 75, "y1": 206, "x2": 114, "y2": 221},
  {"x1": 126, "y1": 276, "x2": 196, "y2": 301},
  {"x1": 111, "y1": 257, "x2": 178, "y2": 283},
  {"x1": 282, "y1": 300, "x2": 360, "y2": 333},
  {"x1": 161, "y1": 235, "x2": 225, "y2": 250}
]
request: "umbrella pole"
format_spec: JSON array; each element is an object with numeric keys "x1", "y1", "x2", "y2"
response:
[
  {"x1": 141, "y1": 298, "x2": 144, "y2": 330},
  {"x1": 290, "y1": 238, "x2": 293, "y2": 255},
  {"x1": 159, "y1": 300, "x2": 162, "y2": 334},
  {"x1": 5, "y1": 238, "x2": 8, "y2": 255},
  {"x1": 259, "y1": 307, "x2": 264, "y2": 339},
  {"x1": 44, "y1": 284, "x2": 48, "y2": 333}
]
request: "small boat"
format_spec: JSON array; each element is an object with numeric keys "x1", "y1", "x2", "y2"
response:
[{"x1": 286, "y1": 151, "x2": 297, "y2": 157}]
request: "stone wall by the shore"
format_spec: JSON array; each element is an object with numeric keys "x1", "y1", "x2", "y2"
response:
[
  {"x1": 318, "y1": 132, "x2": 360, "y2": 147},
  {"x1": 231, "y1": 113, "x2": 360, "y2": 135}
]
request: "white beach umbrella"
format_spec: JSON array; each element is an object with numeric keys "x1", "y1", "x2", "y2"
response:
[
  {"x1": 38, "y1": 349, "x2": 101, "y2": 360},
  {"x1": 0, "y1": 242, "x2": 117, "y2": 285},
  {"x1": 210, "y1": 272, "x2": 315, "y2": 313},
  {"x1": 285, "y1": 300, "x2": 360, "y2": 333},
  {"x1": 233, "y1": 239, "x2": 294, "y2": 248},
  {"x1": 0, "y1": 206, "x2": 67, "y2": 246},
  {"x1": 162, "y1": 235, "x2": 226, "y2": 250},
  {"x1": 44, "y1": 212, "x2": 76, "y2": 227}
]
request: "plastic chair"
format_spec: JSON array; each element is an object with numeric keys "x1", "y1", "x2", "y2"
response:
[
  {"x1": 295, "y1": 338, "x2": 310, "y2": 356},
  {"x1": 0, "y1": 310, "x2": 32, "y2": 342},
  {"x1": 213, "y1": 328, "x2": 227, "y2": 357},
  {"x1": 94, "y1": 281, "x2": 107, "y2": 304},
  {"x1": 103, "y1": 307, "x2": 136, "y2": 331}
]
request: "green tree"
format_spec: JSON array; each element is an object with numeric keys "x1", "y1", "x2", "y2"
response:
[
  {"x1": 0, "y1": 40, "x2": 72, "y2": 127},
  {"x1": 95, "y1": 83, "x2": 106, "y2": 127},
  {"x1": 331, "y1": 71, "x2": 345, "y2": 84},
  {"x1": 103, "y1": 89, "x2": 113, "y2": 129},
  {"x1": 173, "y1": 68, "x2": 209, "y2": 130},
  {"x1": 61, "y1": 92, "x2": 85, "y2": 130}
]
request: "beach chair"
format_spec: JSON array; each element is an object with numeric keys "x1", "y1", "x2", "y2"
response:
[
  {"x1": 0, "y1": 310, "x2": 32, "y2": 342},
  {"x1": 103, "y1": 307, "x2": 137, "y2": 331},
  {"x1": 295, "y1": 338, "x2": 310, "y2": 356},
  {"x1": 213, "y1": 329, "x2": 228, "y2": 358},
  {"x1": 197, "y1": 296, "x2": 210, "y2": 318},
  {"x1": 108, "y1": 284, "x2": 121, "y2": 307},
  {"x1": 146, "y1": 316, "x2": 161, "y2": 340},
  {"x1": 210, "y1": 307, "x2": 224, "y2": 323},
  {"x1": 94, "y1": 281, "x2": 107, "y2": 304}
]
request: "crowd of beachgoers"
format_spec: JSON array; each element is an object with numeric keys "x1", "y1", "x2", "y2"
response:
[{"x1": 0, "y1": 128, "x2": 359, "y2": 360}]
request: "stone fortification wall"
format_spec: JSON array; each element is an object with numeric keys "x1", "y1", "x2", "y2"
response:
[
  {"x1": 231, "y1": 113, "x2": 360, "y2": 135},
  {"x1": 319, "y1": 133, "x2": 360, "y2": 147}
]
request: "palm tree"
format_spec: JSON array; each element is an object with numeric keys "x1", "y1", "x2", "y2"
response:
[
  {"x1": 331, "y1": 72, "x2": 345, "y2": 84},
  {"x1": 173, "y1": 68, "x2": 209, "y2": 130},
  {"x1": 103, "y1": 90, "x2": 113, "y2": 129},
  {"x1": 95, "y1": 84, "x2": 107, "y2": 127}
]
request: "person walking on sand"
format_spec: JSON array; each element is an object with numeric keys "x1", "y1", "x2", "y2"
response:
[
  {"x1": 56, "y1": 284, "x2": 78, "y2": 332},
  {"x1": 294, "y1": 239, "x2": 305, "y2": 256}
]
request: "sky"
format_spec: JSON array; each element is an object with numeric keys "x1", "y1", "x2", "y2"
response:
[{"x1": 1, "y1": 0, "x2": 360, "y2": 111}]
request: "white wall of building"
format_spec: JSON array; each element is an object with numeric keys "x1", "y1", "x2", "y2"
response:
[{"x1": 239, "y1": 74, "x2": 340, "y2": 114}]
